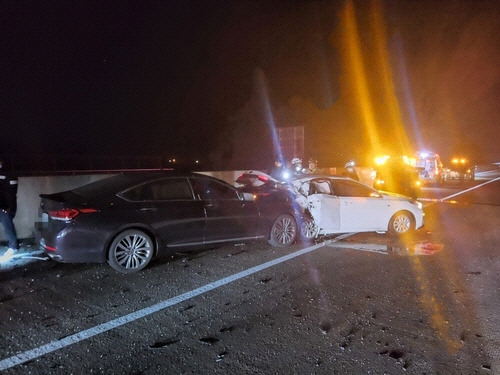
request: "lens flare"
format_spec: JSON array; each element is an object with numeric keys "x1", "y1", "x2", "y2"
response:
[
  {"x1": 339, "y1": 0, "x2": 463, "y2": 353},
  {"x1": 255, "y1": 68, "x2": 284, "y2": 164}
]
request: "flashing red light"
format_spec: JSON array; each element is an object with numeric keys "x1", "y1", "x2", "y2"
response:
[
  {"x1": 44, "y1": 245, "x2": 56, "y2": 252},
  {"x1": 49, "y1": 208, "x2": 98, "y2": 221},
  {"x1": 257, "y1": 175, "x2": 269, "y2": 182}
]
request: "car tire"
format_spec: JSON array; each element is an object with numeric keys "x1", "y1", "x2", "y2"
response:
[
  {"x1": 268, "y1": 214, "x2": 297, "y2": 247},
  {"x1": 107, "y1": 229, "x2": 154, "y2": 273},
  {"x1": 388, "y1": 211, "x2": 415, "y2": 236},
  {"x1": 300, "y1": 215, "x2": 319, "y2": 243}
]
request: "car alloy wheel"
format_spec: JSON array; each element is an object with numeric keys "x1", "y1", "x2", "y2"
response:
[
  {"x1": 389, "y1": 211, "x2": 414, "y2": 235},
  {"x1": 108, "y1": 229, "x2": 154, "y2": 273},
  {"x1": 268, "y1": 214, "x2": 297, "y2": 247},
  {"x1": 300, "y1": 215, "x2": 319, "y2": 241}
]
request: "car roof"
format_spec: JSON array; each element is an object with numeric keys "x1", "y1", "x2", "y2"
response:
[
  {"x1": 109, "y1": 170, "x2": 205, "y2": 183},
  {"x1": 70, "y1": 170, "x2": 213, "y2": 196}
]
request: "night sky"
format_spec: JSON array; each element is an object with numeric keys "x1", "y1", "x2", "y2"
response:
[{"x1": 2, "y1": 1, "x2": 500, "y2": 170}]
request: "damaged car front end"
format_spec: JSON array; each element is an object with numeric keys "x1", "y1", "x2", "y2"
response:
[{"x1": 288, "y1": 176, "x2": 424, "y2": 239}]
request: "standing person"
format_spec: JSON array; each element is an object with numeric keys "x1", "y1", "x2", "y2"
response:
[
  {"x1": 291, "y1": 157, "x2": 305, "y2": 177},
  {"x1": 342, "y1": 160, "x2": 359, "y2": 181},
  {"x1": 0, "y1": 159, "x2": 20, "y2": 256},
  {"x1": 270, "y1": 159, "x2": 286, "y2": 181},
  {"x1": 306, "y1": 158, "x2": 318, "y2": 174}
]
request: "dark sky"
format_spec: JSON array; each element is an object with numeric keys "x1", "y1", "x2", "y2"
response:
[
  {"x1": 2, "y1": 0, "x2": 500, "y2": 169},
  {"x1": 2, "y1": 1, "x2": 234, "y2": 160}
]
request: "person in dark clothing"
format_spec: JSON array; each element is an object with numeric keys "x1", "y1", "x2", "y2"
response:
[
  {"x1": 375, "y1": 159, "x2": 420, "y2": 198},
  {"x1": 0, "y1": 159, "x2": 20, "y2": 256},
  {"x1": 270, "y1": 160, "x2": 287, "y2": 181},
  {"x1": 342, "y1": 160, "x2": 359, "y2": 181}
]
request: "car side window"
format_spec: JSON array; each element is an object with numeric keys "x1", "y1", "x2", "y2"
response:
[
  {"x1": 120, "y1": 178, "x2": 193, "y2": 201},
  {"x1": 331, "y1": 180, "x2": 377, "y2": 197},
  {"x1": 190, "y1": 177, "x2": 239, "y2": 200},
  {"x1": 309, "y1": 180, "x2": 332, "y2": 195}
]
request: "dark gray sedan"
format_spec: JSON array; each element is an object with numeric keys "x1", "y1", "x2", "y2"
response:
[{"x1": 37, "y1": 171, "x2": 299, "y2": 273}]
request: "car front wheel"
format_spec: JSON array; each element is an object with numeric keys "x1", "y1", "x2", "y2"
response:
[
  {"x1": 108, "y1": 229, "x2": 154, "y2": 273},
  {"x1": 300, "y1": 215, "x2": 319, "y2": 242},
  {"x1": 268, "y1": 214, "x2": 297, "y2": 247},
  {"x1": 388, "y1": 211, "x2": 414, "y2": 235}
]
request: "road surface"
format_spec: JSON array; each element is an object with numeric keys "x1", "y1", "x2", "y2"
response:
[{"x1": 1, "y1": 170, "x2": 499, "y2": 374}]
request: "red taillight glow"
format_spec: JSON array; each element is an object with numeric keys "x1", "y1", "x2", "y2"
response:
[
  {"x1": 257, "y1": 175, "x2": 269, "y2": 182},
  {"x1": 79, "y1": 208, "x2": 98, "y2": 213},
  {"x1": 48, "y1": 208, "x2": 98, "y2": 221},
  {"x1": 44, "y1": 245, "x2": 56, "y2": 252}
]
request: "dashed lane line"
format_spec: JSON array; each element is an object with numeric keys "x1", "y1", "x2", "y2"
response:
[{"x1": 0, "y1": 233, "x2": 355, "y2": 370}]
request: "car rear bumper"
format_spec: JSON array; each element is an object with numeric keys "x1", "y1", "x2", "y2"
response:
[{"x1": 37, "y1": 223, "x2": 108, "y2": 263}]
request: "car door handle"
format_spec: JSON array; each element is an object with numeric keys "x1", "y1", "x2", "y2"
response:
[
  {"x1": 140, "y1": 207, "x2": 158, "y2": 211},
  {"x1": 343, "y1": 201, "x2": 353, "y2": 205}
]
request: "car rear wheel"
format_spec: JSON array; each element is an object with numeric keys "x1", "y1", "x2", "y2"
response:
[
  {"x1": 108, "y1": 229, "x2": 154, "y2": 273},
  {"x1": 388, "y1": 211, "x2": 414, "y2": 235},
  {"x1": 268, "y1": 214, "x2": 297, "y2": 247}
]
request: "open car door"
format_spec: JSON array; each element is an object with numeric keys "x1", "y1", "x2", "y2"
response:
[{"x1": 306, "y1": 179, "x2": 340, "y2": 233}]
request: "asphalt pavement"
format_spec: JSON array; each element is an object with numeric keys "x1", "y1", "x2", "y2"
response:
[
  {"x1": 1, "y1": 179, "x2": 500, "y2": 373},
  {"x1": 1, "y1": 168, "x2": 499, "y2": 374}
]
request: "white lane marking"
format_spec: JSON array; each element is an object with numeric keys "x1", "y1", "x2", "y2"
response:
[
  {"x1": 327, "y1": 242, "x2": 388, "y2": 255},
  {"x1": 0, "y1": 233, "x2": 355, "y2": 370},
  {"x1": 438, "y1": 177, "x2": 500, "y2": 202},
  {"x1": 422, "y1": 177, "x2": 500, "y2": 207}
]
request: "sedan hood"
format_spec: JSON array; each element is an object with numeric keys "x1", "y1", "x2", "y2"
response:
[{"x1": 379, "y1": 190, "x2": 412, "y2": 201}]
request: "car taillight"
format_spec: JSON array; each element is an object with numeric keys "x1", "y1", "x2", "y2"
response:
[
  {"x1": 257, "y1": 175, "x2": 269, "y2": 182},
  {"x1": 48, "y1": 208, "x2": 98, "y2": 221}
]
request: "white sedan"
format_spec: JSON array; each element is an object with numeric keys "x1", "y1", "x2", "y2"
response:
[{"x1": 289, "y1": 176, "x2": 424, "y2": 239}]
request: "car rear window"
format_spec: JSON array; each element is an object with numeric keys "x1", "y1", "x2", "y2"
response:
[{"x1": 71, "y1": 175, "x2": 125, "y2": 196}]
